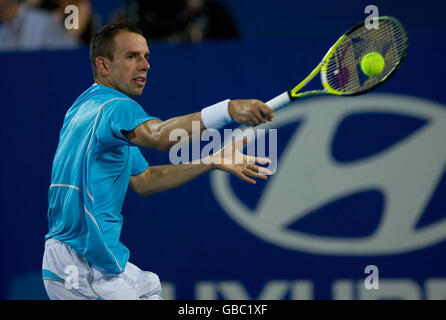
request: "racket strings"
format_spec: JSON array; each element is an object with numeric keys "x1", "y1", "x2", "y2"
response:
[{"x1": 324, "y1": 18, "x2": 408, "y2": 94}]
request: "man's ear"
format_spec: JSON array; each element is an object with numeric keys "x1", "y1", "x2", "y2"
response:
[{"x1": 95, "y1": 56, "x2": 110, "y2": 77}]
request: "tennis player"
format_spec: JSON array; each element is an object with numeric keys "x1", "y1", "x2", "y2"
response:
[{"x1": 42, "y1": 23, "x2": 274, "y2": 300}]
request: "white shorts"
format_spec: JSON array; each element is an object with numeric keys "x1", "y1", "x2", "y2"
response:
[{"x1": 42, "y1": 238, "x2": 163, "y2": 300}]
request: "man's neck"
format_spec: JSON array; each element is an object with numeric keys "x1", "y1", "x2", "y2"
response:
[{"x1": 94, "y1": 78, "x2": 118, "y2": 91}]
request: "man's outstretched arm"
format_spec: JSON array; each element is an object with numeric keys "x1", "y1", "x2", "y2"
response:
[
  {"x1": 129, "y1": 163, "x2": 213, "y2": 198},
  {"x1": 125, "y1": 99, "x2": 274, "y2": 151},
  {"x1": 129, "y1": 138, "x2": 272, "y2": 198}
]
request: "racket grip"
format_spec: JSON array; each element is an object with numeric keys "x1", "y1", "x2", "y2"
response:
[
  {"x1": 223, "y1": 92, "x2": 291, "y2": 146},
  {"x1": 266, "y1": 91, "x2": 292, "y2": 111}
]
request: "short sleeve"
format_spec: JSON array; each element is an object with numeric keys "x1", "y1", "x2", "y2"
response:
[
  {"x1": 130, "y1": 147, "x2": 149, "y2": 176},
  {"x1": 96, "y1": 98, "x2": 159, "y2": 148}
]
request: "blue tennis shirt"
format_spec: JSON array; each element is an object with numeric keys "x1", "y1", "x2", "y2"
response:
[{"x1": 46, "y1": 84, "x2": 159, "y2": 274}]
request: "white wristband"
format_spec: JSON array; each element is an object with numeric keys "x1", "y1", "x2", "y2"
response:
[{"x1": 201, "y1": 99, "x2": 232, "y2": 130}]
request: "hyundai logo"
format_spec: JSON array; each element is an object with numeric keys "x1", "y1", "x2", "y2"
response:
[{"x1": 210, "y1": 94, "x2": 446, "y2": 255}]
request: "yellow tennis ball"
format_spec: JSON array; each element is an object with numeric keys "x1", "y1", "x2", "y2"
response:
[{"x1": 361, "y1": 52, "x2": 385, "y2": 77}]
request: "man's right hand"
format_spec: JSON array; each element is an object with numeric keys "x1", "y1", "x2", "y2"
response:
[{"x1": 228, "y1": 99, "x2": 274, "y2": 127}]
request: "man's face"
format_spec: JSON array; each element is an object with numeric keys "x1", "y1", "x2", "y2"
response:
[{"x1": 107, "y1": 32, "x2": 150, "y2": 97}]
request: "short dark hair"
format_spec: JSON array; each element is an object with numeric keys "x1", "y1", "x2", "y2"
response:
[{"x1": 89, "y1": 23, "x2": 144, "y2": 78}]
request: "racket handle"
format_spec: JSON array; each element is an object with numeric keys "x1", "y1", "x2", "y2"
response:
[
  {"x1": 223, "y1": 92, "x2": 291, "y2": 145},
  {"x1": 266, "y1": 91, "x2": 292, "y2": 111}
]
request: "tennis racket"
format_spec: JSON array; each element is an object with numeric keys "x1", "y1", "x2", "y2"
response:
[
  {"x1": 265, "y1": 15, "x2": 409, "y2": 112},
  {"x1": 226, "y1": 15, "x2": 408, "y2": 154}
]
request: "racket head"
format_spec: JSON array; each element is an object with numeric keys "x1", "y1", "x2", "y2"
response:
[{"x1": 320, "y1": 16, "x2": 409, "y2": 96}]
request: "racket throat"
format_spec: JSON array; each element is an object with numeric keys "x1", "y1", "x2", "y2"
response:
[{"x1": 292, "y1": 89, "x2": 329, "y2": 99}]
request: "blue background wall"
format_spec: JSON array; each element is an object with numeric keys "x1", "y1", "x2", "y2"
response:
[{"x1": 1, "y1": 1, "x2": 446, "y2": 299}]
